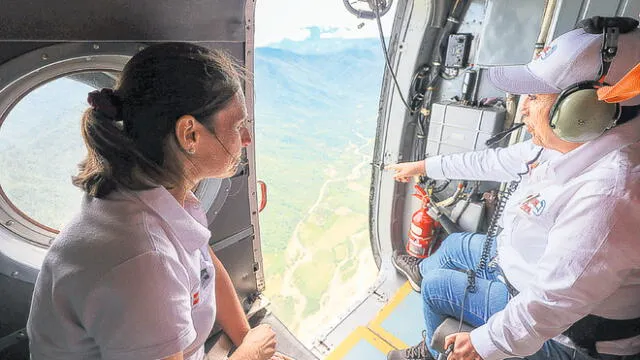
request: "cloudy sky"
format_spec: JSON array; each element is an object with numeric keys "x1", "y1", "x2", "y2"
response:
[{"x1": 254, "y1": 0, "x2": 397, "y2": 46}]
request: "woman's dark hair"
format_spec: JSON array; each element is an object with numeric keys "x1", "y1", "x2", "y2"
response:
[{"x1": 73, "y1": 42, "x2": 244, "y2": 198}]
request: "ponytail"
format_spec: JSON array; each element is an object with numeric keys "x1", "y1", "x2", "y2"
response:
[{"x1": 73, "y1": 90, "x2": 181, "y2": 198}]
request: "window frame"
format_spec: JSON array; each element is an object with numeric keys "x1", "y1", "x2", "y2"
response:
[{"x1": 0, "y1": 43, "x2": 139, "y2": 246}]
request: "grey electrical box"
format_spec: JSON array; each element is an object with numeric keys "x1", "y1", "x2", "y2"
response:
[
  {"x1": 451, "y1": 201, "x2": 485, "y2": 233},
  {"x1": 426, "y1": 102, "x2": 506, "y2": 157}
]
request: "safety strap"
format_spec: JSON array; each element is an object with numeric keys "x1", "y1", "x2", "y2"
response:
[{"x1": 563, "y1": 314, "x2": 640, "y2": 357}]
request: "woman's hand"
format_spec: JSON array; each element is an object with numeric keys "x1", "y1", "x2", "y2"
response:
[
  {"x1": 235, "y1": 324, "x2": 277, "y2": 360},
  {"x1": 385, "y1": 161, "x2": 425, "y2": 182},
  {"x1": 444, "y1": 332, "x2": 482, "y2": 360}
]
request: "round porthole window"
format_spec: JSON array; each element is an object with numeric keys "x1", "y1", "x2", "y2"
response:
[
  {"x1": 0, "y1": 71, "x2": 119, "y2": 235},
  {"x1": 0, "y1": 43, "x2": 137, "y2": 248}
]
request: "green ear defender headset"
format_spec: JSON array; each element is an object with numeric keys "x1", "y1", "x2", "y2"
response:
[
  {"x1": 549, "y1": 80, "x2": 620, "y2": 142},
  {"x1": 548, "y1": 16, "x2": 638, "y2": 143}
]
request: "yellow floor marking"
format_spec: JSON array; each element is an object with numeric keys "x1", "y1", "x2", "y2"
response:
[
  {"x1": 324, "y1": 326, "x2": 395, "y2": 360},
  {"x1": 368, "y1": 281, "x2": 414, "y2": 348}
]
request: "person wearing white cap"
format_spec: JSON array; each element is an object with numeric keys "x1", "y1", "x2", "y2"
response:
[{"x1": 386, "y1": 16, "x2": 640, "y2": 360}]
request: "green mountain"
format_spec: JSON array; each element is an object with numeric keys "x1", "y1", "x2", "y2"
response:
[
  {"x1": 254, "y1": 38, "x2": 384, "y2": 253},
  {"x1": 254, "y1": 38, "x2": 384, "y2": 339}
]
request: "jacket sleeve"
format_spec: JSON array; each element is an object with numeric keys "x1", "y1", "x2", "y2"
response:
[
  {"x1": 469, "y1": 187, "x2": 640, "y2": 359},
  {"x1": 425, "y1": 140, "x2": 539, "y2": 182}
]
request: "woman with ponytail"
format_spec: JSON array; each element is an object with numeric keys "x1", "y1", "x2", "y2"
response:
[{"x1": 27, "y1": 43, "x2": 281, "y2": 360}]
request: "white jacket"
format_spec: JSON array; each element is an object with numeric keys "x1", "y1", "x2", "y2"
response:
[{"x1": 425, "y1": 117, "x2": 640, "y2": 359}]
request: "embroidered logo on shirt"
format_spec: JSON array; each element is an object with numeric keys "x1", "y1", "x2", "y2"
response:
[
  {"x1": 520, "y1": 194, "x2": 546, "y2": 216},
  {"x1": 192, "y1": 291, "x2": 200, "y2": 306}
]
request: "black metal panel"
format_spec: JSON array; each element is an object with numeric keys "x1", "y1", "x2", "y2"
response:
[
  {"x1": 0, "y1": 329, "x2": 29, "y2": 360},
  {"x1": 0, "y1": 0, "x2": 245, "y2": 42},
  {"x1": 0, "y1": 275, "x2": 32, "y2": 337},
  {"x1": 0, "y1": 42, "x2": 57, "y2": 67},
  {"x1": 213, "y1": 235, "x2": 259, "y2": 301},
  {"x1": 0, "y1": 273, "x2": 32, "y2": 359},
  {"x1": 0, "y1": 41, "x2": 245, "y2": 70},
  {"x1": 207, "y1": 175, "x2": 252, "y2": 243}
]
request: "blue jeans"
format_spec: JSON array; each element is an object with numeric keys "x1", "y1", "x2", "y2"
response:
[{"x1": 419, "y1": 232, "x2": 596, "y2": 360}]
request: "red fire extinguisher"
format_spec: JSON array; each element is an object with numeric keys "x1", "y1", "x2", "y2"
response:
[{"x1": 406, "y1": 185, "x2": 440, "y2": 258}]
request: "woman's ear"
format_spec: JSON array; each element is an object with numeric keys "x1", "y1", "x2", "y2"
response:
[{"x1": 175, "y1": 115, "x2": 198, "y2": 154}]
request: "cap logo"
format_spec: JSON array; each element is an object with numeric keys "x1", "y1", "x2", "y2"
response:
[{"x1": 534, "y1": 44, "x2": 557, "y2": 61}]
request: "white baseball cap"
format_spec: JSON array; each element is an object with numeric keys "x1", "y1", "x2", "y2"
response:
[{"x1": 488, "y1": 26, "x2": 640, "y2": 105}]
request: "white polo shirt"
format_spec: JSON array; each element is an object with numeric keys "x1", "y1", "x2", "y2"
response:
[
  {"x1": 27, "y1": 186, "x2": 216, "y2": 360},
  {"x1": 426, "y1": 117, "x2": 640, "y2": 359}
]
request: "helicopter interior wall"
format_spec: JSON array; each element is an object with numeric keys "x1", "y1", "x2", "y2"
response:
[
  {"x1": 213, "y1": 233, "x2": 260, "y2": 305},
  {"x1": 417, "y1": 0, "x2": 543, "y2": 118},
  {"x1": 0, "y1": 43, "x2": 58, "y2": 67},
  {"x1": 368, "y1": 0, "x2": 445, "y2": 268},
  {"x1": 0, "y1": 273, "x2": 31, "y2": 359},
  {"x1": 423, "y1": 0, "x2": 639, "y2": 172},
  {"x1": 393, "y1": 0, "x2": 545, "y2": 205},
  {"x1": 0, "y1": 0, "x2": 245, "y2": 42},
  {"x1": 0, "y1": 42, "x2": 245, "y2": 76},
  {"x1": 207, "y1": 177, "x2": 252, "y2": 244},
  {"x1": 206, "y1": 181, "x2": 261, "y2": 295},
  {"x1": 474, "y1": 0, "x2": 544, "y2": 66},
  {"x1": 551, "y1": 0, "x2": 640, "y2": 40}
]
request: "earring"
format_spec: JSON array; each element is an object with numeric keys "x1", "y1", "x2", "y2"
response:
[{"x1": 187, "y1": 148, "x2": 195, "y2": 155}]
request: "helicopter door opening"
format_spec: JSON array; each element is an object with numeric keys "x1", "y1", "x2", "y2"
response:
[{"x1": 252, "y1": 0, "x2": 393, "y2": 350}]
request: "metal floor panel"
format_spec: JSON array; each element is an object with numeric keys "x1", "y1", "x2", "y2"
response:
[
  {"x1": 369, "y1": 282, "x2": 425, "y2": 348},
  {"x1": 257, "y1": 313, "x2": 319, "y2": 360},
  {"x1": 325, "y1": 282, "x2": 424, "y2": 359},
  {"x1": 325, "y1": 327, "x2": 394, "y2": 360},
  {"x1": 205, "y1": 308, "x2": 319, "y2": 360}
]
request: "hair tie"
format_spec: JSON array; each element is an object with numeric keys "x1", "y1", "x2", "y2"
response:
[{"x1": 87, "y1": 88, "x2": 122, "y2": 119}]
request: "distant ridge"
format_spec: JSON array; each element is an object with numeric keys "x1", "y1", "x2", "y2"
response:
[
  {"x1": 261, "y1": 37, "x2": 384, "y2": 55},
  {"x1": 254, "y1": 37, "x2": 385, "y2": 125}
]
